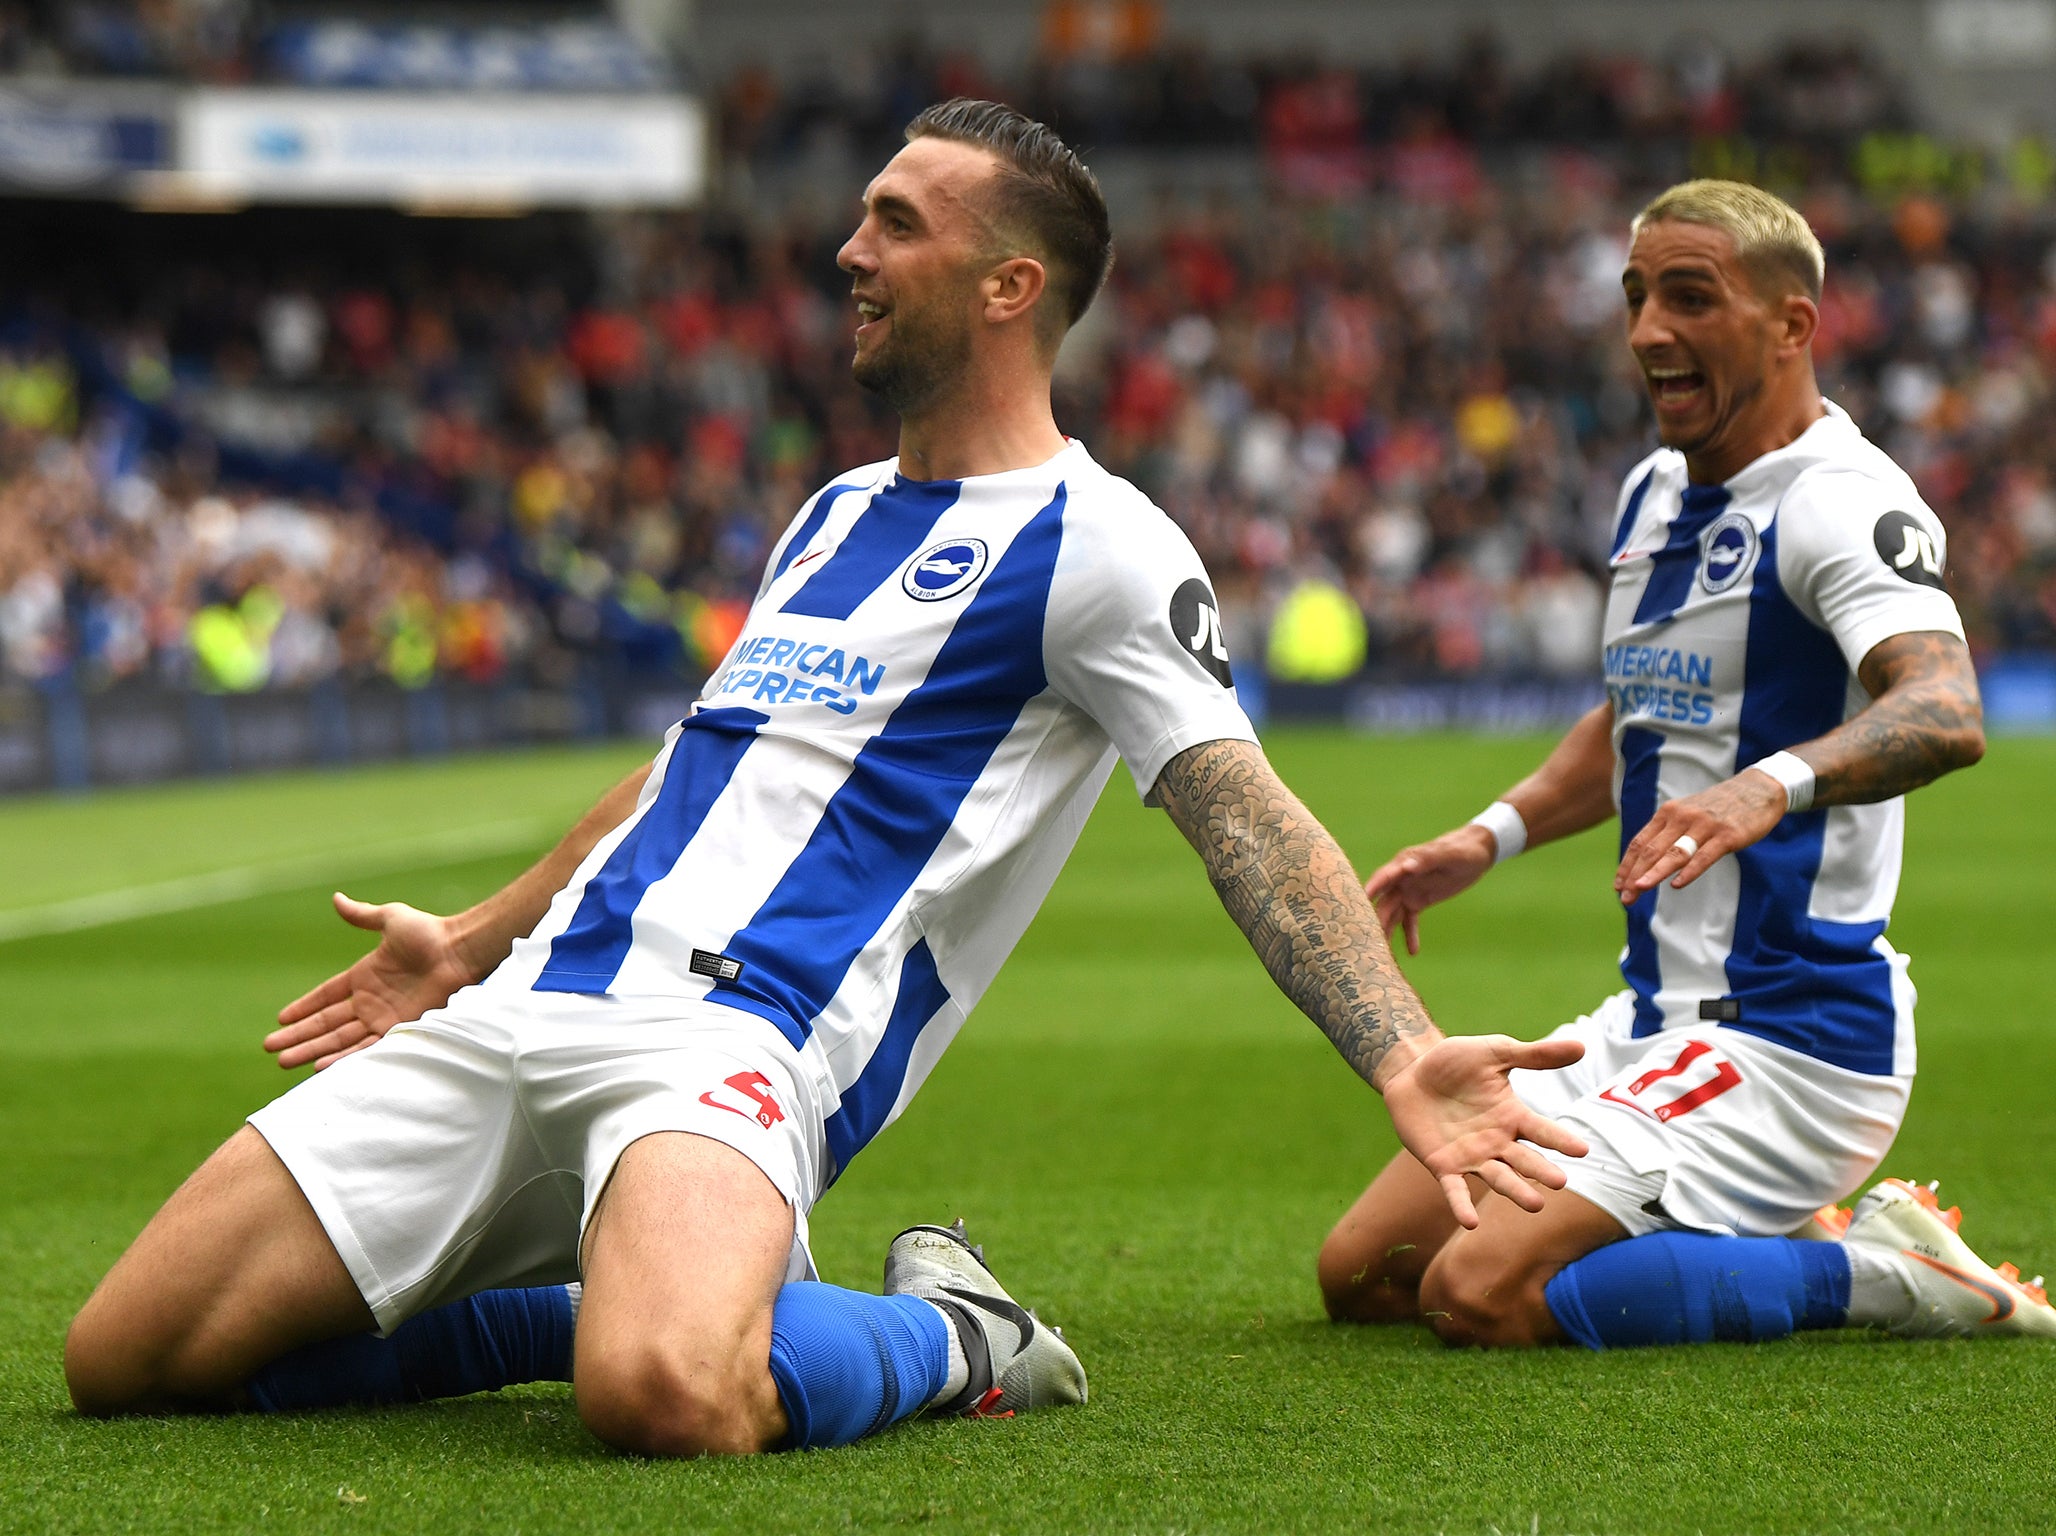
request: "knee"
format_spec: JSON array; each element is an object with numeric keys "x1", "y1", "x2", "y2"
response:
[
  {"x1": 63, "y1": 1302, "x2": 157, "y2": 1417},
  {"x1": 1317, "y1": 1226, "x2": 1424, "y2": 1324},
  {"x1": 576, "y1": 1344, "x2": 782, "y2": 1458},
  {"x1": 64, "y1": 1273, "x2": 249, "y2": 1417},
  {"x1": 1417, "y1": 1250, "x2": 1557, "y2": 1349}
]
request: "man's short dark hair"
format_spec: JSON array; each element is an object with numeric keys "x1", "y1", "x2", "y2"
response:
[{"x1": 906, "y1": 98, "x2": 1113, "y2": 336}]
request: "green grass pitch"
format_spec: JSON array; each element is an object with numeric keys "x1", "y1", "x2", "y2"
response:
[{"x1": 3, "y1": 729, "x2": 2055, "y2": 1534}]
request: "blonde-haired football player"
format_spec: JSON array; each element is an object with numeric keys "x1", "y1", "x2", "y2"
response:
[{"x1": 1319, "y1": 179, "x2": 2054, "y2": 1349}]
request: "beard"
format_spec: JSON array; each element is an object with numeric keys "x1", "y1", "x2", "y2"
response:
[
  {"x1": 851, "y1": 299, "x2": 974, "y2": 417},
  {"x1": 1658, "y1": 371, "x2": 1763, "y2": 458}
]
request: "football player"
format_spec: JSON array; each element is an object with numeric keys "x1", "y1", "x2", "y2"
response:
[
  {"x1": 1319, "y1": 179, "x2": 2052, "y2": 1350},
  {"x1": 64, "y1": 101, "x2": 1586, "y2": 1452}
]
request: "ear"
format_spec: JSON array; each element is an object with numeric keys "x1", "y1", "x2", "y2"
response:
[
  {"x1": 1776, "y1": 292, "x2": 1819, "y2": 358},
  {"x1": 981, "y1": 255, "x2": 1048, "y2": 328}
]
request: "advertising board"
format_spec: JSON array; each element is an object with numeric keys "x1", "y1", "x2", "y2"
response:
[{"x1": 175, "y1": 88, "x2": 704, "y2": 207}]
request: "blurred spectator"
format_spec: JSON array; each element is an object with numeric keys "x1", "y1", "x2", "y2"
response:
[
  {"x1": 0, "y1": 411, "x2": 539, "y2": 694},
  {"x1": 1, "y1": 28, "x2": 2053, "y2": 706}
]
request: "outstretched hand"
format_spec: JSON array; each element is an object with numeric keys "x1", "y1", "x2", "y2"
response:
[
  {"x1": 263, "y1": 892, "x2": 474, "y2": 1070},
  {"x1": 1379, "y1": 1034, "x2": 1589, "y2": 1228},
  {"x1": 1363, "y1": 825, "x2": 1497, "y2": 955}
]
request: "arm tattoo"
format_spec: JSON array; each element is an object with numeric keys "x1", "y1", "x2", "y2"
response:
[
  {"x1": 1155, "y1": 738, "x2": 1434, "y2": 1088},
  {"x1": 1808, "y1": 631, "x2": 1985, "y2": 806}
]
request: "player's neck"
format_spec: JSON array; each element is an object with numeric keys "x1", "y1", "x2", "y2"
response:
[
  {"x1": 894, "y1": 361, "x2": 1067, "y2": 482},
  {"x1": 1683, "y1": 374, "x2": 1827, "y2": 485}
]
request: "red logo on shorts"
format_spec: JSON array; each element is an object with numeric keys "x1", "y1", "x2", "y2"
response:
[
  {"x1": 699, "y1": 1071, "x2": 786, "y2": 1129},
  {"x1": 1597, "y1": 1038, "x2": 1743, "y2": 1122}
]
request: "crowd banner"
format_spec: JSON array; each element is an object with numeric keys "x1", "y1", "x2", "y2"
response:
[
  {"x1": 0, "y1": 86, "x2": 173, "y2": 193},
  {"x1": 1981, "y1": 654, "x2": 2056, "y2": 733},
  {"x1": 266, "y1": 20, "x2": 669, "y2": 93},
  {"x1": 0, "y1": 678, "x2": 664, "y2": 794},
  {"x1": 169, "y1": 88, "x2": 706, "y2": 208},
  {"x1": 5, "y1": 658, "x2": 2051, "y2": 797}
]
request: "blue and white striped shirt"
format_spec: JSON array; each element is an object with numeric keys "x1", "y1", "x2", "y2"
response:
[
  {"x1": 1603, "y1": 403, "x2": 1962, "y2": 1077},
  {"x1": 489, "y1": 440, "x2": 1256, "y2": 1179}
]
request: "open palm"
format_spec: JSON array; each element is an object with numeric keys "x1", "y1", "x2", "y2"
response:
[
  {"x1": 263, "y1": 893, "x2": 473, "y2": 1070},
  {"x1": 1379, "y1": 1033, "x2": 1589, "y2": 1227}
]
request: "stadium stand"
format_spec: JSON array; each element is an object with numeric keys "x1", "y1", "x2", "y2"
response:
[{"x1": 3, "y1": 16, "x2": 2054, "y2": 785}]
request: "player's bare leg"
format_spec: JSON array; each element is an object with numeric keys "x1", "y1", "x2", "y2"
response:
[
  {"x1": 64, "y1": 1126, "x2": 372, "y2": 1414},
  {"x1": 1415, "y1": 1185, "x2": 1626, "y2": 1347},
  {"x1": 573, "y1": 1131, "x2": 794, "y2": 1457},
  {"x1": 1319, "y1": 1153, "x2": 1470, "y2": 1322}
]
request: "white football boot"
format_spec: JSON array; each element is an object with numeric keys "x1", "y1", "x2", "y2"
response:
[
  {"x1": 1841, "y1": 1178, "x2": 2056, "y2": 1339},
  {"x1": 1792, "y1": 1203, "x2": 1852, "y2": 1242},
  {"x1": 882, "y1": 1219, "x2": 1088, "y2": 1417}
]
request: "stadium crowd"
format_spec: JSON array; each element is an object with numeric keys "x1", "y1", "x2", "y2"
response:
[{"x1": 4, "y1": 26, "x2": 2056, "y2": 700}]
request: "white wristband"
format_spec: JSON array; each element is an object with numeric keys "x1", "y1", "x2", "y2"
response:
[
  {"x1": 1751, "y1": 750, "x2": 1816, "y2": 814},
  {"x1": 1469, "y1": 801, "x2": 1528, "y2": 863}
]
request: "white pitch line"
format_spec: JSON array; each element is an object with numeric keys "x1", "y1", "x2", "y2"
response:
[{"x1": 0, "y1": 817, "x2": 556, "y2": 943}]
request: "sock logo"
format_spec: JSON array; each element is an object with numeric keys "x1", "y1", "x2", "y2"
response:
[{"x1": 699, "y1": 1070, "x2": 786, "y2": 1129}]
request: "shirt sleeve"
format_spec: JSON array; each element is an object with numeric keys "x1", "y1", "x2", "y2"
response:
[
  {"x1": 1776, "y1": 466, "x2": 1965, "y2": 674},
  {"x1": 1043, "y1": 497, "x2": 1258, "y2": 801}
]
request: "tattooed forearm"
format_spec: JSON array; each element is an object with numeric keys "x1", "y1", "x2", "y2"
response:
[
  {"x1": 1801, "y1": 631, "x2": 1985, "y2": 806},
  {"x1": 1154, "y1": 738, "x2": 1437, "y2": 1089}
]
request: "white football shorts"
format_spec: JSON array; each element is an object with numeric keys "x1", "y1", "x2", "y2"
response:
[
  {"x1": 1509, "y1": 991, "x2": 1912, "y2": 1238},
  {"x1": 248, "y1": 986, "x2": 828, "y2": 1334}
]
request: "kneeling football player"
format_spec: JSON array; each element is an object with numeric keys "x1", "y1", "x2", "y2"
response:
[
  {"x1": 64, "y1": 101, "x2": 1586, "y2": 1454},
  {"x1": 1319, "y1": 179, "x2": 2054, "y2": 1350}
]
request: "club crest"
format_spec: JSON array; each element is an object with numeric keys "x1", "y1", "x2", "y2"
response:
[
  {"x1": 903, "y1": 539, "x2": 989, "y2": 601},
  {"x1": 1699, "y1": 512, "x2": 1759, "y2": 594}
]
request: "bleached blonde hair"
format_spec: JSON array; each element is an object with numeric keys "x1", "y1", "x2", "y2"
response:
[{"x1": 1631, "y1": 179, "x2": 1825, "y2": 302}]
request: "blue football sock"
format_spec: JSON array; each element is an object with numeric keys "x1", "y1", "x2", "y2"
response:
[
  {"x1": 766, "y1": 1282, "x2": 950, "y2": 1449},
  {"x1": 246, "y1": 1285, "x2": 576, "y2": 1411},
  {"x1": 1545, "y1": 1232, "x2": 1851, "y2": 1350}
]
